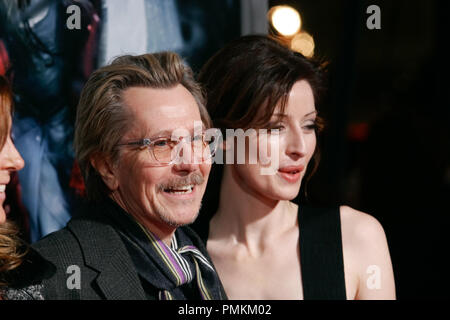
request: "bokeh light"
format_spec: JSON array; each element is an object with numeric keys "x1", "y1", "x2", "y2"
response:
[
  {"x1": 291, "y1": 31, "x2": 315, "y2": 57},
  {"x1": 269, "y1": 5, "x2": 302, "y2": 37}
]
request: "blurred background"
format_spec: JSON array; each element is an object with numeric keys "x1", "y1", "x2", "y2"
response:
[{"x1": 0, "y1": 0, "x2": 449, "y2": 299}]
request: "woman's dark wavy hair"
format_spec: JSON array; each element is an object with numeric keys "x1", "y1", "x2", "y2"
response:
[{"x1": 193, "y1": 35, "x2": 328, "y2": 238}]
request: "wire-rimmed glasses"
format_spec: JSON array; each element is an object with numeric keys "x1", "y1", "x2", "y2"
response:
[{"x1": 116, "y1": 131, "x2": 219, "y2": 166}]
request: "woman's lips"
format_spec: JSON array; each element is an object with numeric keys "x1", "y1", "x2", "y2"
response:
[{"x1": 277, "y1": 165, "x2": 305, "y2": 183}]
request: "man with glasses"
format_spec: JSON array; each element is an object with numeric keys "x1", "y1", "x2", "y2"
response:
[{"x1": 25, "y1": 52, "x2": 226, "y2": 300}]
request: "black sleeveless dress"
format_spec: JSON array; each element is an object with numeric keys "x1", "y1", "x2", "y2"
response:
[{"x1": 192, "y1": 205, "x2": 347, "y2": 300}]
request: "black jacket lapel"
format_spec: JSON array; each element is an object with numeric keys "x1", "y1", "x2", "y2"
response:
[{"x1": 67, "y1": 217, "x2": 146, "y2": 300}]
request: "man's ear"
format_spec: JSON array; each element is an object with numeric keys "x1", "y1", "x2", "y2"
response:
[{"x1": 90, "y1": 154, "x2": 119, "y2": 191}]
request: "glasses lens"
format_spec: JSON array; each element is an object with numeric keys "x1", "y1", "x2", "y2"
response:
[
  {"x1": 150, "y1": 134, "x2": 219, "y2": 165},
  {"x1": 204, "y1": 135, "x2": 217, "y2": 160},
  {"x1": 152, "y1": 138, "x2": 173, "y2": 164},
  {"x1": 195, "y1": 134, "x2": 219, "y2": 162}
]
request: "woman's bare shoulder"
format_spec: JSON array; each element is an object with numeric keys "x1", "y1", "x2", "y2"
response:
[
  {"x1": 339, "y1": 205, "x2": 396, "y2": 299},
  {"x1": 339, "y1": 205, "x2": 387, "y2": 245}
]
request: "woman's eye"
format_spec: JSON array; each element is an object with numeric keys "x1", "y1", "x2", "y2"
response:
[
  {"x1": 303, "y1": 121, "x2": 317, "y2": 131},
  {"x1": 268, "y1": 124, "x2": 285, "y2": 133}
]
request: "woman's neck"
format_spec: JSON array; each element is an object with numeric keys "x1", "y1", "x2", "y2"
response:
[{"x1": 210, "y1": 165, "x2": 298, "y2": 255}]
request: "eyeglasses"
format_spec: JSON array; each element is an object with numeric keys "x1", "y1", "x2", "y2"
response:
[{"x1": 116, "y1": 132, "x2": 219, "y2": 166}]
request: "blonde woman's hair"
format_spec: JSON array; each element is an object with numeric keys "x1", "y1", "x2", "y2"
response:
[{"x1": 0, "y1": 221, "x2": 27, "y2": 287}]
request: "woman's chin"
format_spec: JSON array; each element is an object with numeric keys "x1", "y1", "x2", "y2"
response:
[
  {"x1": 266, "y1": 189, "x2": 300, "y2": 202},
  {"x1": 273, "y1": 185, "x2": 302, "y2": 201}
]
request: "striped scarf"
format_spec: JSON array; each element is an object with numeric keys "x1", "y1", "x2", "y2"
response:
[
  {"x1": 103, "y1": 198, "x2": 226, "y2": 300},
  {"x1": 139, "y1": 225, "x2": 215, "y2": 300}
]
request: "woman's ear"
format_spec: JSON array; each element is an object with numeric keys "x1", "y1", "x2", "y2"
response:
[{"x1": 90, "y1": 154, "x2": 119, "y2": 191}]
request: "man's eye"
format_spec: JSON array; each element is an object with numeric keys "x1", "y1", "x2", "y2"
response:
[{"x1": 154, "y1": 139, "x2": 169, "y2": 147}]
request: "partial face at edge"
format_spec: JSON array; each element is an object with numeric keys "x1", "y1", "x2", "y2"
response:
[{"x1": 0, "y1": 115, "x2": 25, "y2": 223}]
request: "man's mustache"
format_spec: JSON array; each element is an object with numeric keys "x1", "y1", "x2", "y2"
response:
[{"x1": 157, "y1": 172, "x2": 205, "y2": 191}]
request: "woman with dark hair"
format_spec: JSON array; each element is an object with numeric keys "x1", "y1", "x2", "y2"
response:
[
  {"x1": 192, "y1": 35, "x2": 395, "y2": 300},
  {"x1": 0, "y1": 75, "x2": 53, "y2": 300}
]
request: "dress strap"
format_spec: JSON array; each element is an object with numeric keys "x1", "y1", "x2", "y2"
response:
[{"x1": 298, "y1": 205, "x2": 347, "y2": 299}]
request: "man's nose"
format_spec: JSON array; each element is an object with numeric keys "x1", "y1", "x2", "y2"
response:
[{"x1": 171, "y1": 141, "x2": 201, "y2": 173}]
